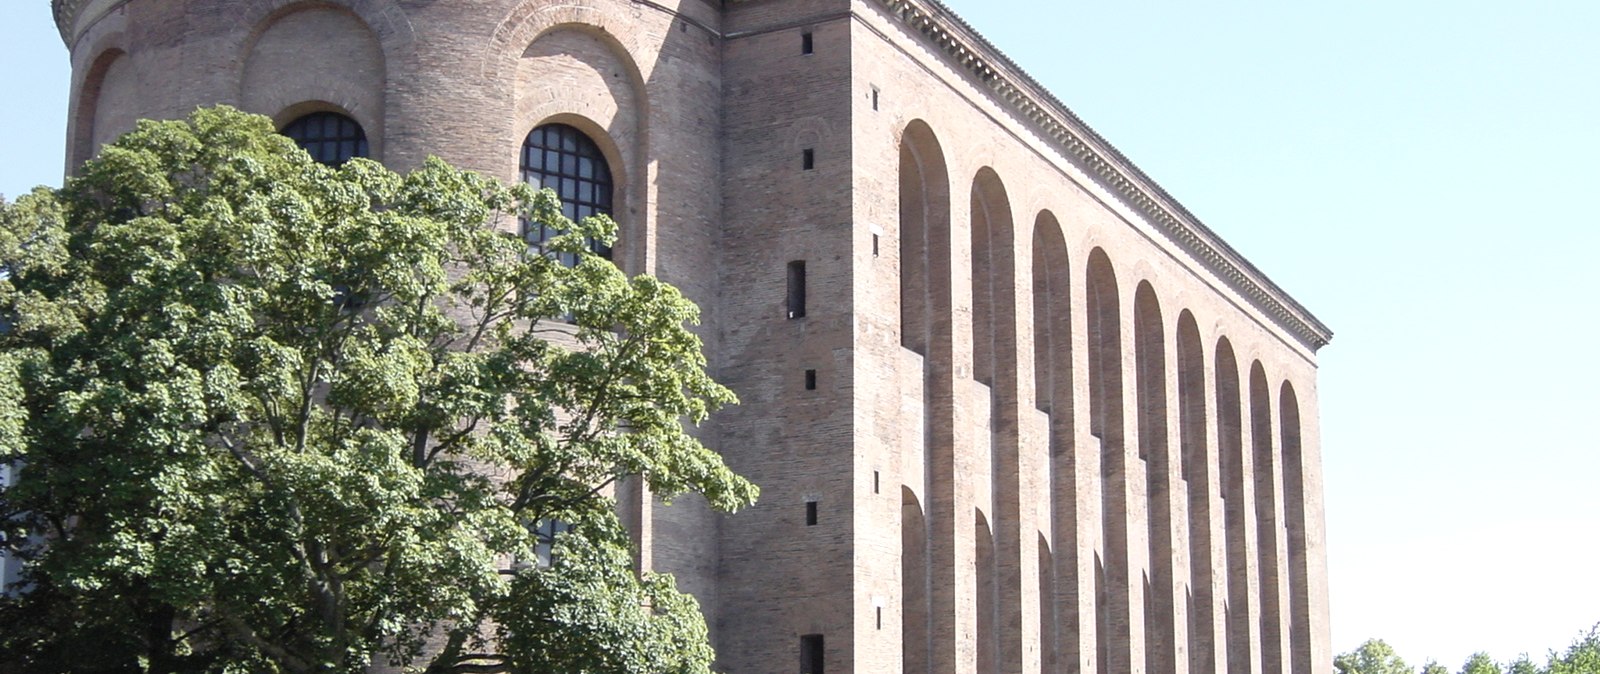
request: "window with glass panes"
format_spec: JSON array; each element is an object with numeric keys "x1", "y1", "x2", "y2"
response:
[
  {"x1": 520, "y1": 124, "x2": 614, "y2": 265},
  {"x1": 281, "y1": 111, "x2": 369, "y2": 166},
  {"x1": 533, "y1": 519, "x2": 572, "y2": 567}
]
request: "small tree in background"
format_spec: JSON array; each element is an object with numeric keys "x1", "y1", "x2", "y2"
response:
[
  {"x1": 1544, "y1": 624, "x2": 1600, "y2": 674},
  {"x1": 0, "y1": 106, "x2": 756, "y2": 673},
  {"x1": 1462, "y1": 652, "x2": 1505, "y2": 674},
  {"x1": 1333, "y1": 623, "x2": 1600, "y2": 674},
  {"x1": 1337, "y1": 639, "x2": 1414, "y2": 674}
]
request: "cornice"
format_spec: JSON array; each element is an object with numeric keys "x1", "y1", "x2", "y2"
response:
[
  {"x1": 51, "y1": 0, "x2": 76, "y2": 42},
  {"x1": 873, "y1": 0, "x2": 1333, "y2": 352}
]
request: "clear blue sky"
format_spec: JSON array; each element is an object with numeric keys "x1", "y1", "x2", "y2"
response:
[{"x1": 4, "y1": 1, "x2": 1598, "y2": 668}]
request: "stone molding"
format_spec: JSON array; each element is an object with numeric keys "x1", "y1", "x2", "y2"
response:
[{"x1": 52, "y1": 0, "x2": 81, "y2": 42}]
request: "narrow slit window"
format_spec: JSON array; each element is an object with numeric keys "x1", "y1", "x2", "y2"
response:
[
  {"x1": 787, "y1": 260, "x2": 807, "y2": 319},
  {"x1": 877, "y1": 606, "x2": 883, "y2": 630},
  {"x1": 803, "y1": 148, "x2": 815, "y2": 170},
  {"x1": 801, "y1": 634, "x2": 825, "y2": 674},
  {"x1": 802, "y1": 32, "x2": 814, "y2": 55},
  {"x1": 872, "y1": 233, "x2": 880, "y2": 257},
  {"x1": 872, "y1": 87, "x2": 880, "y2": 111},
  {"x1": 805, "y1": 369, "x2": 818, "y2": 390},
  {"x1": 805, "y1": 501, "x2": 819, "y2": 526},
  {"x1": 873, "y1": 470, "x2": 880, "y2": 494}
]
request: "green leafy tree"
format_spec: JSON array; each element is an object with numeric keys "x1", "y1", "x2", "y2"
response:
[
  {"x1": 1461, "y1": 652, "x2": 1505, "y2": 674},
  {"x1": 1337, "y1": 639, "x2": 1415, "y2": 674},
  {"x1": 1544, "y1": 624, "x2": 1600, "y2": 674},
  {"x1": 1506, "y1": 654, "x2": 1540, "y2": 674},
  {"x1": 0, "y1": 106, "x2": 756, "y2": 673},
  {"x1": 1423, "y1": 661, "x2": 1449, "y2": 674}
]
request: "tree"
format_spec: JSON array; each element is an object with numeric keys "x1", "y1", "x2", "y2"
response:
[
  {"x1": 1337, "y1": 639, "x2": 1415, "y2": 674},
  {"x1": 1461, "y1": 652, "x2": 1504, "y2": 674},
  {"x1": 0, "y1": 106, "x2": 757, "y2": 673},
  {"x1": 1422, "y1": 661, "x2": 1448, "y2": 674},
  {"x1": 1506, "y1": 655, "x2": 1540, "y2": 674},
  {"x1": 1544, "y1": 624, "x2": 1600, "y2": 674}
]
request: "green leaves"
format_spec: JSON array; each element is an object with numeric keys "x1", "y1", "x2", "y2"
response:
[
  {"x1": 0, "y1": 106, "x2": 753, "y2": 674},
  {"x1": 1334, "y1": 627, "x2": 1600, "y2": 674}
]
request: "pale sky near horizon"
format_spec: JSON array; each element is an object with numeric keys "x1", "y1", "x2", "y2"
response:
[{"x1": 3, "y1": 1, "x2": 1599, "y2": 669}]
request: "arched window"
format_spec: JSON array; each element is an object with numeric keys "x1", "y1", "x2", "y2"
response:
[
  {"x1": 520, "y1": 123, "x2": 614, "y2": 265},
  {"x1": 281, "y1": 111, "x2": 369, "y2": 166}
]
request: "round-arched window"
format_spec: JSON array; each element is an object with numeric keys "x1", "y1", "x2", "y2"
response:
[
  {"x1": 281, "y1": 111, "x2": 369, "y2": 166},
  {"x1": 520, "y1": 123, "x2": 614, "y2": 264}
]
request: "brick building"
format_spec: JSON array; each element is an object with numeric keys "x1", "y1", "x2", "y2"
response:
[{"x1": 50, "y1": 0, "x2": 1334, "y2": 672}]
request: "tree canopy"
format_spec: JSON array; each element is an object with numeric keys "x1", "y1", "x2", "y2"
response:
[
  {"x1": 1337, "y1": 639, "x2": 1414, "y2": 674},
  {"x1": 1334, "y1": 625, "x2": 1600, "y2": 674},
  {"x1": 0, "y1": 106, "x2": 756, "y2": 673}
]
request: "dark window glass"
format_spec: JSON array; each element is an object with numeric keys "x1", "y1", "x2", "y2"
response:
[
  {"x1": 534, "y1": 519, "x2": 572, "y2": 567},
  {"x1": 787, "y1": 260, "x2": 807, "y2": 319},
  {"x1": 520, "y1": 123, "x2": 614, "y2": 266},
  {"x1": 281, "y1": 111, "x2": 368, "y2": 166}
]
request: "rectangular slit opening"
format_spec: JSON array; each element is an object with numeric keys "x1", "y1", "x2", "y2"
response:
[
  {"x1": 801, "y1": 32, "x2": 814, "y2": 55},
  {"x1": 801, "y1": 634, "x2": 825, "y2": 674},
  {"x1": 805, "y1": 369, "x2": 817, "y2": 390},
  {"x1": 805, "y1": 501, "x2": 818, "y2": 526},
  {"x1": 787, "y1": 260, "x2": 807, "y2": 319},
  {"x1": 803, "y1": 148, "x2": 815, "y2": 170}
]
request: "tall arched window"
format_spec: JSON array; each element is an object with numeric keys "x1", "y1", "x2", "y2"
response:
[
  {"x1": 281, "y1": 111, "x2": 369, "y2": 166},
  {"x1": 520, "y1": 123, "x2": 614, "y2": 265}
]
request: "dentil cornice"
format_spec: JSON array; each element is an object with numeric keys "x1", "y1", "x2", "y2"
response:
[{"x1": 874, "y1": 0, "x2": 1333, "y2": 352}]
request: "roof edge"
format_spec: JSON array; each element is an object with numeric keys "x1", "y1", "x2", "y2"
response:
[
  {"x1": 877, "y1": 0, "x2": 1333, "y2": 352},
  {"x1": 52, "y1": 0, "x2": 72, "y2": 42}
]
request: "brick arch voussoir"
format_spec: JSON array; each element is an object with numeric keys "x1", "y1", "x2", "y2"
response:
[
  {"x1": 1166, "y1": 294, "x2": 1210, "y2": 344},
  {"x1": 1128, "y1": 261, "x2": 1160, "y2": 293},
  {"x1": 73, "y1": 29, "x2": 127, "y2": 77},
  {"x1": 1074, "y1": 232, "x2": 1109, "y2": 277},
  {"x1": 787, "y1": 116, "x2": 835, "y2": 155},
  {"x1": 69, "y1": 38, "x2": 130, "y2": 170},
  {"x1": 515, "y1": 101, "x2": 638, "y2": 190},
  {"x1": 1175, "y1": 308, "x2": 1208, "y2": 350},
  {"x1": 1207, "y1": 318, "x2": 1235, "y2": 356},
  {"x1": 486, "y1": 1, "x2": 649, "y2": 88},
  {"x1": 1018, "y1": 185, "x2": 1056, "y2": 226},
  {"x1": 257, "y1": 72, "x2": 378, "y2": 126},
  {"x1": 236, "y1": 0, "x2": 413, "y2": 66},
  {"x1": 961, "y1": 142, "x2": 999, "y2": 181},
  {"x1": 513, "y1": 104, "x2": 643, "y2": 275}
]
